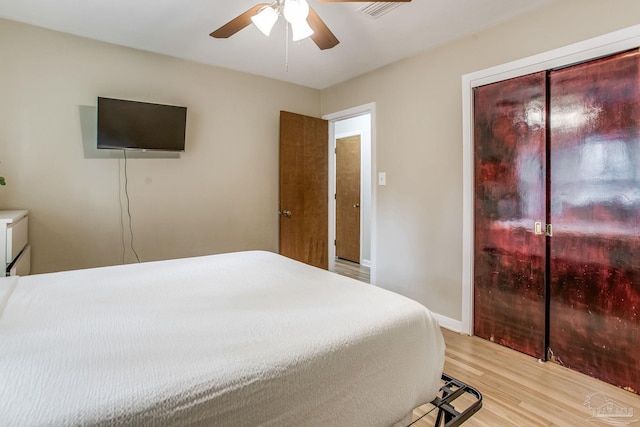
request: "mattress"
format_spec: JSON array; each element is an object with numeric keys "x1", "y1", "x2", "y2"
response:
[{"x1": 0, "y1": 251, "x2": 445, "y2": 426}]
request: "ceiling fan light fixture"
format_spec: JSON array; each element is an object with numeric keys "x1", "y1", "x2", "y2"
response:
[
  {"x1": 290, "y1": 20, "x2": 314, "y2": 41},
  {"x1": 283, "y1": 0, "x2": 310, "y2": 24},
  {"x1": 251, "y1": 6, "x2": 278, "y2": 36},
  {"x1": 283, "y1": 0, "x2": 313, "y2": 41}
]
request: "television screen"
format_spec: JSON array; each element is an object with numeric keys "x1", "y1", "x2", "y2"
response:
[{"x1": 97, "y1": 97, "x2": 187, "y2": 152}]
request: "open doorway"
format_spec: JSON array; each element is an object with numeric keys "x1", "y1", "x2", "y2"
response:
[{"x1": 324, "y1": 104, "x2": 375, "y2": 284}]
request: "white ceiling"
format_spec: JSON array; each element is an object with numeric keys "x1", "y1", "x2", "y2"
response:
[{"x1": 0, "y1": 0, "x2": 557, "y2": 89}]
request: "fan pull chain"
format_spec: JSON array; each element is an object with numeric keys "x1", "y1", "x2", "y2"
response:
[{"x1": 285, "y1": 23, "x2": 289, "y2": 72}]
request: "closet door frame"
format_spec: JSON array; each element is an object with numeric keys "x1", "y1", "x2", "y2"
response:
[{"x1": 461, "y1": 24, "x2": 640, "y2": 335}]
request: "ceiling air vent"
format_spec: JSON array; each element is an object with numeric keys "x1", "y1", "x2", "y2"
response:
[{"x1": 356, "y1": 2, "x2": 404, "y2": 19}]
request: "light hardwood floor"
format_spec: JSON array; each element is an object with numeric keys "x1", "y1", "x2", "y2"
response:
[
  {"x1": 333, "y1": 258, "x2": 370, "y2": 283},
  {"x1": 411, "y1": 328, "x2": 640, "y2": 426}
]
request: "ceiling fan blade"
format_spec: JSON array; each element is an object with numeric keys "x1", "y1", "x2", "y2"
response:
[
  {"x1": 210, "y1": 4, "x2": 268, "y2": 38},
  {"x1": 318, "y1": 0, "x2": 410, "y2": 2},
  {"x1": 307, "y1": 7, "x2": 339, "y2": 50}
]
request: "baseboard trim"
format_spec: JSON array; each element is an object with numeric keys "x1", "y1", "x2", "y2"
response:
[
  {"x1": 433, "y1": 312, "x2": 464, "y2": 334},
  {"x1": 361, "y1": 259, "x2": 371, "y2": 268}
]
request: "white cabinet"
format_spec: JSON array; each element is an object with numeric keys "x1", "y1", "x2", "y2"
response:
[{"x1": 0, "y1": 210, "x2": 30, "y2": 277}]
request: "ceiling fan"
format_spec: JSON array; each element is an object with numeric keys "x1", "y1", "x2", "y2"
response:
[{"x1": 210, "y1": 0, "x2": 412, "y2": 50}]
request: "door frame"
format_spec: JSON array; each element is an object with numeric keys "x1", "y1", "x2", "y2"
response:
[
  {"x1": 461, "y1": 24, "x2": 640, "y2": 335},
  {"x1": 323, "y1": 103, "x2": 376, "y2": 283}
]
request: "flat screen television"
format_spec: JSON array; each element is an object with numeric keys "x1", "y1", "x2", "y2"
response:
[{"x1": 97, "y1": 97, "x2": 187, "y2": 152}]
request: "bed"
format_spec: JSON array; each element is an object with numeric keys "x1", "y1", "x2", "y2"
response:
[{"x1": 0, "y1": 250, "x2": 448, "y2": 426}]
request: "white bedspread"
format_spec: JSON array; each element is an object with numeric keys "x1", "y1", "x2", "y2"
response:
[{"x1": 0, "y1": 251, "x2": 444, "y2": 426}]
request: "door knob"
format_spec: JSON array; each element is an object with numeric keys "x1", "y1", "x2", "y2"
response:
[
  {"x1": 353, "y1": 204, "x2": 360, "y2": 208},
  {"x1": 279, "y1": 210, "x2": 292, "y2": 217}
]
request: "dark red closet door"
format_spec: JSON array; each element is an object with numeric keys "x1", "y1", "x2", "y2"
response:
[
  {"x1": 549, "y1": 50, "x2": 640, "y2": 392},
  {"x1": 473, "y1": 72, "x2": 547, "y2": 358}
]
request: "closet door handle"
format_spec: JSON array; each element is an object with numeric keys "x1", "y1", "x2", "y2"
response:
[
  {"x1": 546, "y1": 224, "x2": 553, "y2": 237},
  {"x1": 534, "y1": 221, "x2": 543, "y2": 235}
]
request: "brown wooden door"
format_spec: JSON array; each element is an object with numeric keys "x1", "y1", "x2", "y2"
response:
[
  {"x1": 473, "y1": 72, "x2": 547, "y2": 359},
  {"x1": 279, "y1": 111, "x2": 328, "y2": 269},
  {"x1": 548, "y1": 50, "x2": 640, "y2": 392},
  {"x1": 336, "y1": 135, "x2": 361, "y2": 263}
]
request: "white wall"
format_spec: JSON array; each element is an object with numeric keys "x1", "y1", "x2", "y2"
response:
[
  {"x1": 0, "y1": 18, "x2": 320, "y2": 274},
  {"x1": 334, "y1": 114, "x2": 371, "y2": 265},
  {"x1": 320, "y1": 0, "x2": 640, "y2": 324}
]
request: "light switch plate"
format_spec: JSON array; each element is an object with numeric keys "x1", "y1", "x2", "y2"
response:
[{"x1": 378, "y1": 172, "x2": 386, "y2": 186}]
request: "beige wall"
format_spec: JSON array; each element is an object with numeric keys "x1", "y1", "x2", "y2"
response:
[
  {"x1": 3, "y1": 0, "x2": 640, "y2": 322},
  {"x1": 320, "y1": 0, "x2": 640, "y2": 322},
  {"x1": 0, "y1": 18, "x2": 320, "y2": 273}
]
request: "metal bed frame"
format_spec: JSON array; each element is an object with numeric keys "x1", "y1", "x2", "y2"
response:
[{"x1": 410, "y1": 373, "x2": 483, "y2": 427}]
